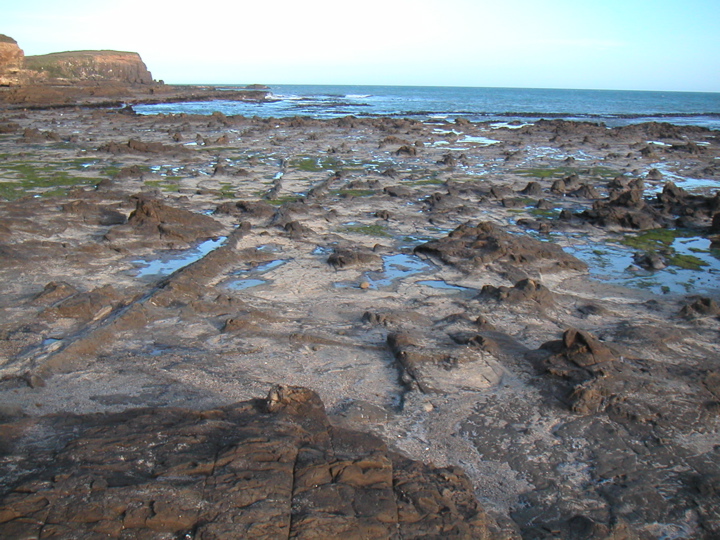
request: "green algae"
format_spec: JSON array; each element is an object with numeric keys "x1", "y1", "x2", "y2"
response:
[
  {"x1": 618, "y1": 228, "x2": 697, "y2": 252},
  {"x1": 516, "y1": 166, "x2": 620, "y2": 179},
  {"x1": 529, "y1": 208, "x2": 560, "y2": 218},
  {"x1": 331, "y1": 189, "x2": 376, "y2": 198},
  {"x1": 145, "y1": 180, "x2": 181, "y2": 193},
  {"x1": 340, "y1": 224, "x2": 391, "y2": 237},
  {"x1": 666, "y1": 254, "x2": 709, "y2": 271},
  {"x1": 0, "y1": 160, "x2": 103, "y2": 200},
  {"x1": 290, "y1": 156, "x2": 343, "y2": 172},
  {"x1": 266, "y1": 195, "x2": 302, "y2": 206}
]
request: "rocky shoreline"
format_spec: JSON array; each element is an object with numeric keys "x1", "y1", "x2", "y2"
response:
[{"x1": 0, "y1": 99, "x2": 719, "y2": 538}]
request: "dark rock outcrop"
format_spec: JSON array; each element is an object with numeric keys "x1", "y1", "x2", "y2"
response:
[
  {"x1": 415, "y1": 221, "x2": 587, "y2": 273},
  {"x1": 0, "y1": 386, "x2": 503, "y2": 539},
  {"x1": 328, "y1": 247, "x2": 382, "y2": 269},
  {"x1": 478, "y1": 278, "x2": 556, "y2": 309},
  {"x1": 537, "y1": 328, "x2": 621, "y2": 414},
  {"x1": 104, "y1": 195, "x2": 223, "y2": 248}
]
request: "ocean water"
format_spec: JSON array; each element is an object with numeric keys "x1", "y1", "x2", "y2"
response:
[{"x1": 135, "y1": 85, "x2": 720, "y2": 129}]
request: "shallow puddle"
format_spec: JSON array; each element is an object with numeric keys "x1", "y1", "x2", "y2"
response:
[
  {"x1": 565, "y1": 233, "x2": 720, "y2": 295},
  {"x1": 132, "y1": 237, "x2": 226, "y2": 278},
  {"x1": 226, "y1": 278, "x2": 267, "y2": 290},
  {"x1": 417, "y1": 280, "x2": 473, "y2": 292},
  {"x1": 644, "y1": 164, "x2": 720, "y2": 194},
  {"x1": 366, "y1": 254, "x2": 433, "y2": 288},
  {"x1": 224, "y1": 258, "x2": 290, "y2": 290}
]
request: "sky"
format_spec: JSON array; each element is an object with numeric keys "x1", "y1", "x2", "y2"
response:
[{"x1": 2, "y1": 0, "x2": 719, "y2": 92}]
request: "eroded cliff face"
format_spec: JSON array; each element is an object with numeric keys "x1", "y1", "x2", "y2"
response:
[
  {"x1": 0, "y1": 35, "x2": 25, "y2": 86},
  {"x1": 0, "y1": 34, "x2": 153, "y2": 86},
  {"x1": 23, "y1": 50, "x2": 153, "y2": 85}
]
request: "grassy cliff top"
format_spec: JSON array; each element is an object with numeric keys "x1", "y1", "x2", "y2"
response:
[{"x1": 26, "y1": 50, "x2": 140, "y2": 60}]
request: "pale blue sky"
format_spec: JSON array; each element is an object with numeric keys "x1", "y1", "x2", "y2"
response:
[{"x1": 2, "y1": 0, "x2": 719, "y2": 91}]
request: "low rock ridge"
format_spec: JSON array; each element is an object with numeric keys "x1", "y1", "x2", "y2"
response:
[{"x1": 0, "y1": 385, "x2": 510, "y2": 539}]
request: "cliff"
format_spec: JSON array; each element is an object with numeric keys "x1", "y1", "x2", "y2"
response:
[
  {"x1": 0, "y1": 34, "x2": 24, "y2": 86},
  {"x1": 0, "y1": 34, "x2": 153, "y2": 86},
  {"x1": 0, "y1": 33, "x2": 267, "y2": 108},
  {"x1": 24, "y1": 50, "x2": 153, "y2": 85}
]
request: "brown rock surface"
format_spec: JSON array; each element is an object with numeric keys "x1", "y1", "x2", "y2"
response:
[
  {"x1": 0, "y1": 386, "x2": 503, "y2": 539},
  {"x1": 0, "y1": 35, "x2": 24, "y2": 86}
]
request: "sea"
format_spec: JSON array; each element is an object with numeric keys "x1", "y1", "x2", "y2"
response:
[{"x1": 134, "y1": 84, "x2": 720, "y2": 130}]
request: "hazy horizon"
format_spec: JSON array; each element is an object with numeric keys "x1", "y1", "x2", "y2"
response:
[{"x1": 3, "y1": 0, "x2": 719, "y2": 93}]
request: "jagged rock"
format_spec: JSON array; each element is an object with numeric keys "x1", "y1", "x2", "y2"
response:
[
  {"x1": 489, "y1": 185, "x2": 513, "y2": 199},
  {"x1": 214, "y1": 200, "x2": 276, "y2": 219},
  {"x1": 384, "y1": 185, "x2": 413, "y2": 197},
  {"x1": 395, "y1": 145, "x2": 417, "y2": 157},
  {"x1": 283, "y1": 220, "x2": 314, "y2": 238},
  {"x1": 378, "y1": 135, "x2": 409, "y2": 148},
  {"x1": 104, "y1": 195, "x2": 223, "y2": 247},
  {"x1": 568, "y1": 184, "x2": 600, "y2": 199},
  {"x1": 98, "y1": 138, "x2": 190, "y2": 156},
  {"x1": 680, "y1": 297, "x2": 720, "y2": 319},
  {"x1": 478, "y1": 278, "x2": 555, "y2": 308},
  {"x1": 711, "y1": 213, "x2": 720, "y2": 233},
  {"x1": 633, "y1": 251, "x2": 666, "y2": 270},
  {"x1": 20, "y1": 127, "x2": 60, "y2": 143},
  {"x1": 361, "y1": 310, "x2": 433, "y2": 328},
  {"x1": 114, "y1": 165, "x2": 146, "y2": 179},
  {"x1": 328, "y1": 247, "x2": 382, "y2": 269},
  {"x1": 537, "y1": 329, "x2": 621, "y2": 414},
  {"x1": 415, "y1": 221, "x2": 587, "y2": 273},
  {"x1": 437, "y1": 153, "x2": 457, "y2": 167},
  {"x1": 578, "y1": 181, "x2": 666, "y2": 230},
  {"x1": 31, "y1": 281, "x2": 79, "y2": 306},
  {"x1": 40, "y1": 285, "x2": 122, "y2": 323},
  {"x1": 61, "y1": 200, "x2": 127, "y2": 226},
  {"x1": 424, "y1": 191, "x2": 465, "y2": 212},
  {"x1": 519, "y1": 181, "x2": 543, "y2": 197},
  {"x1": 0, "y1": 386, "x2": 502, "y2": 539}
]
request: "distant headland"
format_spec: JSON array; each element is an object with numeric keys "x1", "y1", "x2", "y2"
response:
[{"x1": 0, "y1": 34, "x2": 268, "y2": 108}]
